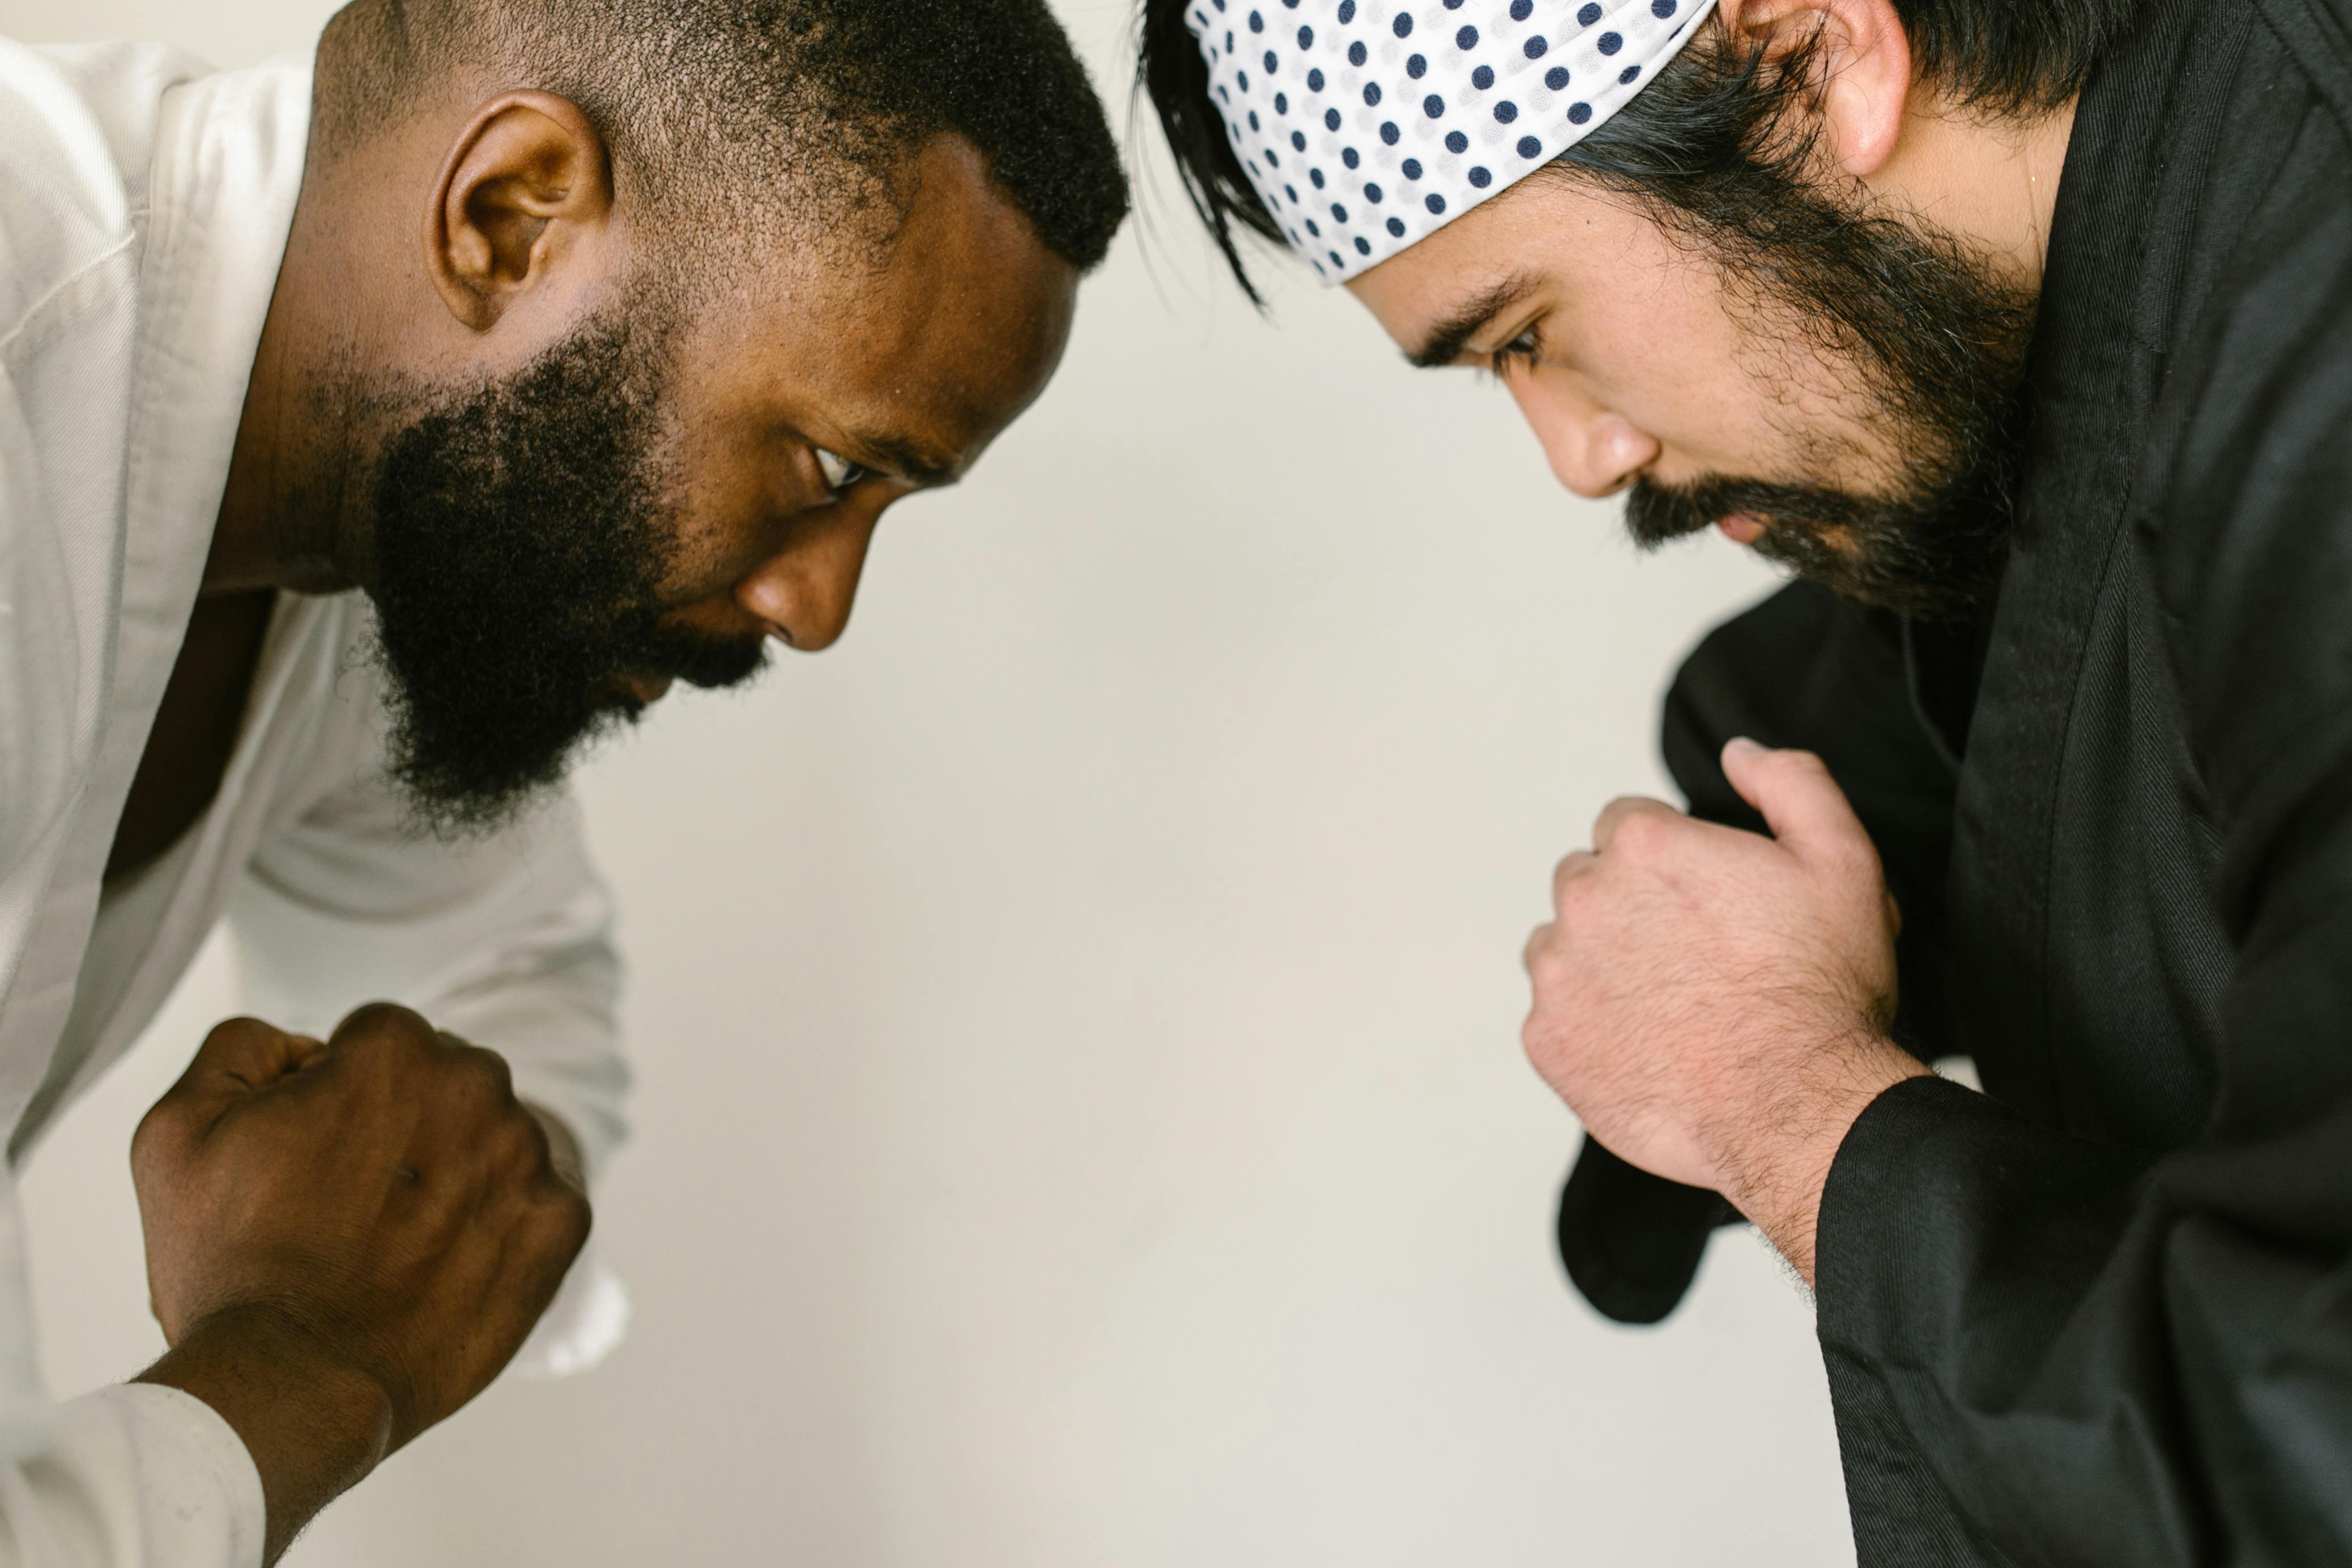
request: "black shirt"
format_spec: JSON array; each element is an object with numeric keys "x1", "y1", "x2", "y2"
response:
[{"x1": 1556, "y1": 0, "x2": 2352, "y2": 1558}]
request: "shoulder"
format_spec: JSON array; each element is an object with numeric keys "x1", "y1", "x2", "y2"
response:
[
  {"x1": 0, "y1": 42, "x2": 212, "y2": 871},
  {"x1": 2151, "y1": 79, "x2": 2351, "y2": 591},
  {"x1": 2142, "y1": 85, "x2": 2352, "y2": 812},
  {"x1": 2248, "y1": 0, "x2": 2352, "y2": 138}
]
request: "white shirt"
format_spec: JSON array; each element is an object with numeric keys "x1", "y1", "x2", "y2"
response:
[{"x1": 0, "y1": 40, "x2": 632, "y2": 1566}]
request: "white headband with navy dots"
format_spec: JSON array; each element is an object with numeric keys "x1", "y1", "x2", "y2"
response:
[{"x1": 1189, "y1": 0, "x2": 1718, "y2": 283}]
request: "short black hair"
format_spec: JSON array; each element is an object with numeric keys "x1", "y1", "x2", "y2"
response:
[
  {"x1": 327, "y1": 0, "x2": 1130, "y2": 271},
  {"x1": 1139, "y1": 0, "x2": 2137, "y2": 301}
]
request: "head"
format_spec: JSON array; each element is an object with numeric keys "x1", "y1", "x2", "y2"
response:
[
  {"x1": 1141, "y1": 0, "x2": 2136, "y2": 620},
  {"x1": 297, "y1": 0, "x2": 1128, "y2": 832}
]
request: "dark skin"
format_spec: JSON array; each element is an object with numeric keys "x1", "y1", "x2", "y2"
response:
[
  {"x1": 105, "y1": 592, "x2": 275, "y2": 884},
  {"x1": 115, "y1": 55, "x2": 1077, "y2": 1564}
]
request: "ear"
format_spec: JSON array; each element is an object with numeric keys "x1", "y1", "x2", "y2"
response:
[
  {"x1": 1714, "y1": 0, "x2": 1914, "y2": 178},
  {"x1": 424, "y1": 91, "x2": 616, "y2": 332}
]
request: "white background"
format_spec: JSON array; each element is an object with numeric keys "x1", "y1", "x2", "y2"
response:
[{"x1": 0, "y1": 1, "x2": 1849, "y2": 1562}]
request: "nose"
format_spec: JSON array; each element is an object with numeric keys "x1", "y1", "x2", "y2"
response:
[
  {"x1": 733, "y1": 492, "x2": 888, "y2": 652},
  {"x1": 1507, "y1": 371, "x2": 1659, "y2": 500}
]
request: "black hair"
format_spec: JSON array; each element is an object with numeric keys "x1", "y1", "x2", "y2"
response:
[
  {"x1": 1139, "y1": 0, "x2": 2137, "y2": 301},
  {"x1": 328, "y1": 0, "x2": 1130, "y2": 271}
]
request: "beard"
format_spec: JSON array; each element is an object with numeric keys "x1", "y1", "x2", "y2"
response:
[
  {"x1": 1615, "y1": 131, "x2": 2039, "y2": 621},
  {"x1": 365, "y1": 309, "x2": 768, "y2": 834}
]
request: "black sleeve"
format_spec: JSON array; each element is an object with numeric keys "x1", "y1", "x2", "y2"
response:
[
  {"x1": 1557, "y1": 580, "x2": 1964, "y2": 1323},
  {"x1": 1816, "y1": 121, "x2": 2352, "y2": 1565}
]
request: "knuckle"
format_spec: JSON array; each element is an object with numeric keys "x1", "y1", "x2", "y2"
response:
[
  {"x1": 1520, "y1": 1016, "x2": 1566, "y2": 1077},
  {"x1": 495, "y1": 1107, "x2": 549, "y2": 1170},
  {"x1": 196, "y1": 1016, "x2": 272, "y2": 1059},
  {"x1": 1552, "y1": 850, "x2": 1596, "y2": 897},
  {"x1": 455, "y1": 1045, "x2": 517, "y2": 1099},
  {"x1": 1817, "y1": 831, "x2": 1879, "y2": 881},
  {"x1": 529, "y1": 1184, "x2": 594, "y2": 1254},
  {"x1": 335, "y1": 1001, "x2": 433, "y2": 1056},
  {"x1": 1612, "y1": 810, "x2": 1670, "y2": 857},
  {"x1": 129, "y1": 1102, "x2": 186, "y2": 1174},
  {"x1": 429, "y1": 1046, "x2": 519, "y2": 1124}
]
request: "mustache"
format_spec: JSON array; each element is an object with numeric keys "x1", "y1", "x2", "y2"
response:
[
  {"x1": 1622, "y1": 470, "x2": 2010, "y2": 623},
  {"x1": 629, "y1": 619, "x2": 772, "y2": 693},
  {"x1": 1624, "y1": 473, "x2": 1891, "y2": 551}
]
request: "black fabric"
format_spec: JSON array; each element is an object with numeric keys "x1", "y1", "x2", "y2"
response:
[
  {"x1": 1556, "y1": 584, "x2": 1976, "y2": 1321},
  {"x1": 1556, "y1": 0, "x2": 2352, "y2": 1557},
  {"x1": 1556, "y1": 1135, "x2": 1736, "y2": 1325}
]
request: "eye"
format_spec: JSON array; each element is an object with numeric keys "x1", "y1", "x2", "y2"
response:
[
  {"x1": 1489, "y1": 327, "x2": 1542, "y2": 376},
  {"x1": 815, "y1": 447, "x2": 870, "y2": 496}
]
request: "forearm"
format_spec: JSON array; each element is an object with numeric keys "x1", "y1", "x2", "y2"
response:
[
  {"x1": 1712, "y1": 1028, "x2": 1929, "y2": 1286},
  {"x1": 135, "y1": 1307, "x2": 393, "y2": 1566}
]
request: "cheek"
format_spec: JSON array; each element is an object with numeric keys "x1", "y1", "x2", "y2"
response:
[
  {"x1": 657, "y1": 425, "x2": 800, "y2": 585},
  {"x1": 653, "y1": 483, "x2": 779, "y2": 607},
  {"x1": 1608, "y1": 263, "x2": 1902, "y2": 483},
  {"x1": 1564, "y1": 265, "x2": 1796, "y2": 476}
]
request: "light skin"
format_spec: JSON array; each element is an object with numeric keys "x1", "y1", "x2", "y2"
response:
[
  {"x1": 112, "y1": 60, "x2": 1076, "y2": 1565},
  {"x1": 1344, "y1": 0, "x2": 2076, "y2": 1284}
]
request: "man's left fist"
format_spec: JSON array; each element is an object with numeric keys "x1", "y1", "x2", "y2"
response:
[{"x1": 1522, "y1": 739, "x2": 1927, "y2": 1281}]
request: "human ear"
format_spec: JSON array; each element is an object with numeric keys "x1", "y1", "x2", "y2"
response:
[
  {"x1": 423, "y1": 91, "x2": 615, "y2": 331},
  {"x1": 1713, "y1": 0, "x2": 1913, "y2": 178}
]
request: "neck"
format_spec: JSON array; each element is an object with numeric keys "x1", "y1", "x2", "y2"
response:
[
  {"x1": 205, "y1": 159, "x2": 370, "y2": 599},
  {"x1": 1865, "y1": 90, "x2": 2078, "y2": 290}
]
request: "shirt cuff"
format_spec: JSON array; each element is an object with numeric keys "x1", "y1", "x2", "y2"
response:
[
  {"x1": 15, "y1": 1384, "x2": 268, "y2": 1568},
  {"x1": 504, "y1": 1246, "x2": 630, "y2": 1382}
]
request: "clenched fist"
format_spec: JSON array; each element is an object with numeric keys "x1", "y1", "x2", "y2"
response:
[
  {"x1": 1521, "y1": 739, "x2": 1927, "y2": 1283},
  {"x1": 132, "y1": 1003, "x2": 591, "y2": 1560}
]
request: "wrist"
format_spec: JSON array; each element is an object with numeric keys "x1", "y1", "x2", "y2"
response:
[
  {"x1": 1715, "y1": 1030, "x2": 1925, "y2": 1287},
  {"x1": 138, "y1": 1303, "x2": 395, "y2": 1563}
]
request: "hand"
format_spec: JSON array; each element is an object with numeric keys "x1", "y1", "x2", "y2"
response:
[
  {"x1": 131, "y1": 1004, "x2": 591, "y2": 1561},
  {"x1": 1521, "y1": 739, "x2": 1927, "y2": 1284}
]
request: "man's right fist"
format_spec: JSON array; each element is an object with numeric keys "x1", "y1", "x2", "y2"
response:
[{"x1": 131, "y1": 1003, "x2": 591, "y2": 1455}]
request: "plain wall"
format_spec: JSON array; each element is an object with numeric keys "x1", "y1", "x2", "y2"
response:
[{"x1": 1, "y1": 2, "x2": 1852, "y2": 1563}]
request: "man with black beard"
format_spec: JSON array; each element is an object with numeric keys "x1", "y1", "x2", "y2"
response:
[
  {"x1": 1147, "y1": 0, "x2": 2352, "y2": 1561},
  {"x1": 367, "y1": 313, "x2": 769, "y2": 823},
  {"x1": 0, "y1": 1, "x2": 1123, "y2": 1563}
]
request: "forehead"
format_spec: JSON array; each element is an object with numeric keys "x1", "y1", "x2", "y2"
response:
[
  {"x1": 1344, "y1": 171, "x2": 1680, "y2": 351},
  {"x1": 676, "y1": 136, "x2": 1079, "y2": 476}
]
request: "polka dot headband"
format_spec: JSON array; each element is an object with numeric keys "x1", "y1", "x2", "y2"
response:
[{"x1": 1188, "y1": 0, "x2": 1719, "y2": 283}]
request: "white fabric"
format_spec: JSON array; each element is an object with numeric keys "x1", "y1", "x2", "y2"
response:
[
  {"x1": 1190, "y1": 0, "x2": 1718, "y2": 282},
  {"x1": 0, "y1": 1390, "x2": 262, "y2": 1568},
  {"x1": 0, "y1": 37, "x2": 632, "y2": 1566}
]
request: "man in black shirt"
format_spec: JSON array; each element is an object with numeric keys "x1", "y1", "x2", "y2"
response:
[{"x1": 1144, "y1": 0, "x2": 2352, "y2": 1559}]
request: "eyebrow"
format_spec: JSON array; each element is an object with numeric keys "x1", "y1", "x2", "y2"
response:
[{"x1": 1407, "y1": 272, "x2": 1542, "y2": 370}]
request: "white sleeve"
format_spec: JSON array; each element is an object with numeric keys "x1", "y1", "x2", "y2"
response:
[
  {"x1": 224, "y1": 775, "x2": 633, "y2": 1377},
  {"x1": 0, "y1": 1172, "x2": 264, "y2": 1568},
  {"x1": 0, "y1": 1391, "x2": 265, "y2": 1568},
  {"x1": 1, "y1": 44, "x2": 266, "y2": 1568}
]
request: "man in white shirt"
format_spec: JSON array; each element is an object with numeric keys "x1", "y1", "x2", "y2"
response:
[{"x1": 0, "y1": 1, "x2": 1128, "y2": 1562}]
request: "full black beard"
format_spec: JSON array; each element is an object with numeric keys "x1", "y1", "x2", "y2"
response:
[
  {"x1": 1624, "y1": 457, "x2": 2019, "y2": 623},
  {"x1": 367, "y1": 312, "x2": 767, "y2": 834},
  {"x1": 1616, "y1": 127, "x2": 2038, "y2": 622}
]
